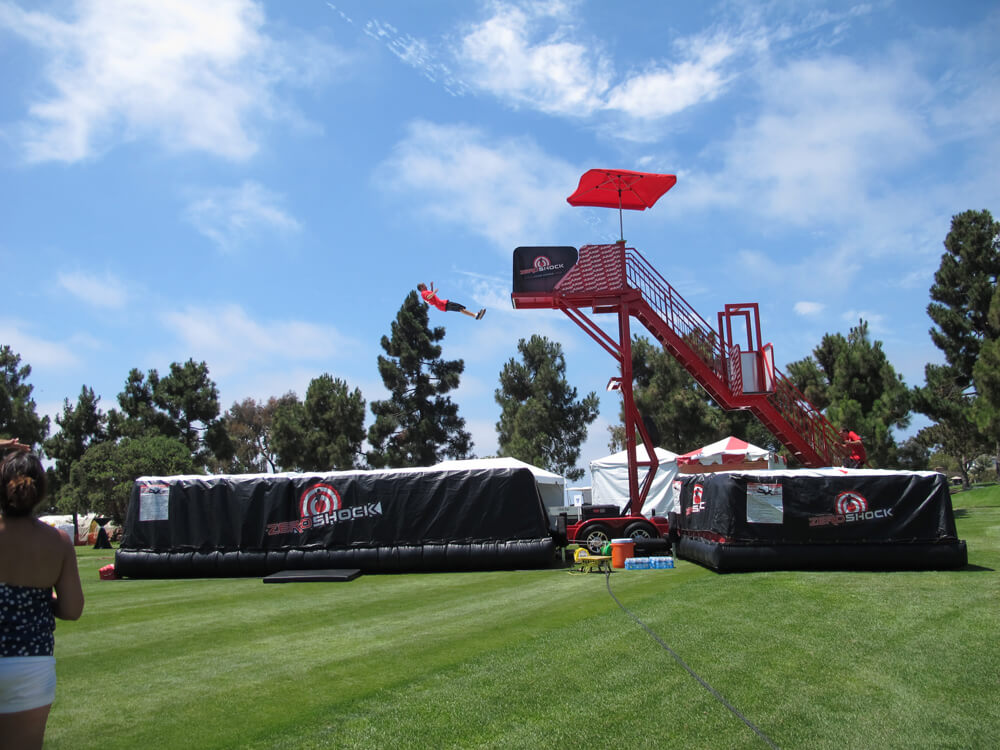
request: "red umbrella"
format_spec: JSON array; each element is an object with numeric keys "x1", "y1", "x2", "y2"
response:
[{"x1": 567, "y1": 168, "x2": 677, "y2": 241}]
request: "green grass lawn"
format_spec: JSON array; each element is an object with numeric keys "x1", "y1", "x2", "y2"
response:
[{"x1": 48, "y1": 489, "x2": 999, "y2": 750}]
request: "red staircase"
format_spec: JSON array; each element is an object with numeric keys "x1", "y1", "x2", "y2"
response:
[{"x1": 513, "y1": 243, "x2": 846, "y2": 471}]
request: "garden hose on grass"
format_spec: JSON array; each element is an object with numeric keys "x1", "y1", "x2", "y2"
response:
[{"x1": 604, "y1": 569, "x2": 780, "y2": 750}]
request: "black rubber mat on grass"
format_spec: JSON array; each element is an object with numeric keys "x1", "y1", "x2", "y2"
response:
[{"x1": 263, "y1": 568, "x2": 362, "y2": 583}]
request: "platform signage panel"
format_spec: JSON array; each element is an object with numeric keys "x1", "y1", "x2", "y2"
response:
[{"x1": 512, "y1": 246, "x2": 578, "y2": 292}]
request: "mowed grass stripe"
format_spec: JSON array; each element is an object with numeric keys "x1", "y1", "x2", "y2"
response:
[{"x1": 52, "y1": 570, "x2": 685, "y2": 747}]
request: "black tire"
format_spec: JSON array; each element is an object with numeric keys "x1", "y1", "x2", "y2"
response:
[
  {"x1": 579, "y1": 523, "x2": 612, "y2": 553},
  {"x1": 624, "y1": 521, "x2": 657, "y2": 541}
]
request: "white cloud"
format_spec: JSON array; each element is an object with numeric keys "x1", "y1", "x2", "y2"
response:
[
  {"x1": 457, "y1": 2, "x2": 612, "y2": 116},
  {"x1": 717, "y1": 56, "x2": 931, "y2": 223},
  {"x1": 363, "y1": 18, "x2": 468, "y2": 96},
  {"x1": 0, "y1": 0, "x2": 339, "y2": 163},
  {"x1": 794, "y1": 301, "x2": 824, "y2": 316},
  {"x1": 160, "y1": 304, "x2": 357, "y2": 377},
  {"x1": 605, "y1": 37, "x2": 736, "y2": 119},
  {"x1": 184, "y1": 181, "x2": 301, "y2": 252},
  {"x1": 56, "y1": 270, "x2": 129, "y2": 309},
  {"x1": 0, "y1": 319, "x2": 86, "y2": 369},
  {"x1": 375, "y1": 120, "x2": 578, "y2": 250},
  {"x1": 733, "y1": 246, "x2": 862, "y2": 300},
  {"x1": 329, "y1": 1, "x2": 885, "y2": 134},
  {"x1": 454, "y1": 2, "x2": 740, "y2": 122}
]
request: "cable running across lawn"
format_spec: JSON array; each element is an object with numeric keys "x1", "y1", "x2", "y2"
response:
[{"x1": 604, "y1": 570, "x2": 780, "y2": 750}]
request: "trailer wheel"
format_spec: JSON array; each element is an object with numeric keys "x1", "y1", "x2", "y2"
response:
[
  {"x1": 624, "y1": 521, "x2": 657, "y2": 540},
  {"x1": 579, "y1": 524, "x2": 612, "y2": 554}
]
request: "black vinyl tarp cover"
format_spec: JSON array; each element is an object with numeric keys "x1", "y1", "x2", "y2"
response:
[
  {"x1": 115, "y1": 467, "x2": 555, "y2": 578},
  {"x1": 674, "y1": 469, "x2": 967, "y2": 571}
]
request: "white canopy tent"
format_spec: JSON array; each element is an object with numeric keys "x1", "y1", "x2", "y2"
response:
[
  {"x1": 431, "y1": 457, "x2": 566, "y2": 513},
  {"x1": 589, "y1": 446, "x2": 680, "y2": 517},
  {"x1": 37, "y1": 513, "x2": 111, "y2": 545}
]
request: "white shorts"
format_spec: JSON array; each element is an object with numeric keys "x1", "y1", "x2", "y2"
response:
[{"x1": 0, "y1": 656, "x2": 56, "y2": 713}]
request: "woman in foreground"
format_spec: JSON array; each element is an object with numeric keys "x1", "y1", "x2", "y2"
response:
[{"x1": 0, "y1": 445, "x2": 85, "y2": 749}]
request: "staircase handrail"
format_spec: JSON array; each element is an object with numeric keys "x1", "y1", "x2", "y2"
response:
[
  {"x1": 767, "y1": 367, "x2": 846, "y2": 465},
  {"x1": 623, "y1": 248, "x2": 725, "y2": 369},
  {"x1": 552, "y1": 243, "x2": 846, "y2": 467},
  {"x1": 620, "y1": 247, "x2": 844, "y2": 466}
]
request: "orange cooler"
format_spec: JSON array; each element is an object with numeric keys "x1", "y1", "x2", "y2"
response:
[{"x1": 610, "y1": 538, "x2": 635, "y2": 569}]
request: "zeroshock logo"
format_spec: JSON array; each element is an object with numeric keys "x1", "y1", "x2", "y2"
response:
[
  {"x1": 686, "y1": 484, "x2": 705, "y2": 515},
  {"x1": 266, "y1": 483, "x2": 382, "y2": 536},
  {"x1": 809, "y1": 490, "x2": 892, "y2": 527},
  {"x1": 519, "y1": 255, "x2": 566, "y2": 276}
]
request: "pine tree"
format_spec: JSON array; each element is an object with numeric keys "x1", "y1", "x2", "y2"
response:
[
  {"x1": 107, "y1": 359, "x2": 229, "y2": 468},
  {"x1": 607, "y1": 336, "x2": 726, "y2": 453},
  {"x1": 914, "y1": 209, "x2": 999, "y2": 484},
  {"x1": 914, "y1": 365, "x2": 983, "y2": 486},
  {"x1": 786, "y1": 320, "x2": 910, "y2": 467},
  {"x1": 972, "y1": 284, "x2": 1000, "y2": 446},
  {"x1": 495, "y1": 335, "x2": 599, "y2": 480},
  {"x1": 0, "y1": 346, "x2": 49, "y2": 449},
  {"x1": 926, "y1": 209, "x2": 1000, "y2": 381},
  {"x1": 272, "y1": 376, "x2": 366, "y2": 471},
  {"x1": 367, "y1": 292, "x2": 472, "y2": 467},
  {"x1": 43, "y1": 386, "x2": 108, "y2": 507}
]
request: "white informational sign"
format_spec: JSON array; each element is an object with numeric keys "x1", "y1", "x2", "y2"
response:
[
  {"x1": 747, "y1": 482, "x2": 783, "y2": 523},
  {"x1": 139, "y1": 483, "x2": 170, "y2": 522}
]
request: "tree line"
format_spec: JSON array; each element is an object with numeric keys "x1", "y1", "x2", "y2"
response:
[
  {"x1": 0, "y1": 290, "x2": 599, "y2": 524},
  {"x1": 2, "y1": 209, "x2": 997, "y2": 523}
]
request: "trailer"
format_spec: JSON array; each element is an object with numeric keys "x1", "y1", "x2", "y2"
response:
[{"x1": 558, "y1": 504, "x2": 671, "y2": 553}]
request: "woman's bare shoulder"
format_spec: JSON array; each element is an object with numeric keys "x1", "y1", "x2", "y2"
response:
[{"x1": 29, "y1": 518, "x2": 74, "y2": 549}]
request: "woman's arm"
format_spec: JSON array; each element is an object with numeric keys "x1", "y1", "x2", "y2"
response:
[
  {"x1": 0, "y1": 437, "x2": 30, "y2": 454},
  {"x1": 52, "y1": 531, "x2": 85, "y2": 621}
]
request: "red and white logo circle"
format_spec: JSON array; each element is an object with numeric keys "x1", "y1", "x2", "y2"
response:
[
  {"x1": 533, "y1": 255, "x2": 551, "y2": 270},
  {"x1": 300, "y1": 484, "x2": 342, "y2": 518},
  {"x1": 835, "y1": 491, "x2": 867, "y2": 515}
]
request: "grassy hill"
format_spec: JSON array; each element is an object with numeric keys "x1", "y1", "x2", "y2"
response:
[{"x1": 48, "y1": 487, "x2": 999, "y2": 749}]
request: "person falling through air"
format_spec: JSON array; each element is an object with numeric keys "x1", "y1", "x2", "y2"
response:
[{"x1": 417, "y1": 283, "x2": 485, "y2": 320}]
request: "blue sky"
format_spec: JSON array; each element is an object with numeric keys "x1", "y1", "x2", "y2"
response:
[{"x1": 1, "y1": 0, "x2": 998, "y2": 481}]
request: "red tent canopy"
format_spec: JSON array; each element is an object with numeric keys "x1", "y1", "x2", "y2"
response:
[
  {"x1": 566, "y1": 169, "x2": 677, "y2": 211},
  {"x1": 677, "y1": 436, "x2": 770, "y2": 467}
]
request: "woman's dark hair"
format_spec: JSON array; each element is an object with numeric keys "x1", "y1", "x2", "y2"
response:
[{"x1": 0, "y1": 452, "x2": 47, "y2": 518}]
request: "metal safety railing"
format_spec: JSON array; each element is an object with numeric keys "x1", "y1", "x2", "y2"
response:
[
  {"x1": 621, "y1": 246, "x2": 842, "y2": 465},
  {"x1": 623, "y1": 248, "x2": 725, "y2": 371},
  {"x1": 767, "y1": 367, "x2": 845, "y2": 464}
]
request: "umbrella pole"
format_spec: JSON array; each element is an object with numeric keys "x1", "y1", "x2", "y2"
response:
[{"x1": 618, "y1": 188, "x2": 624, "y2": 242}]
